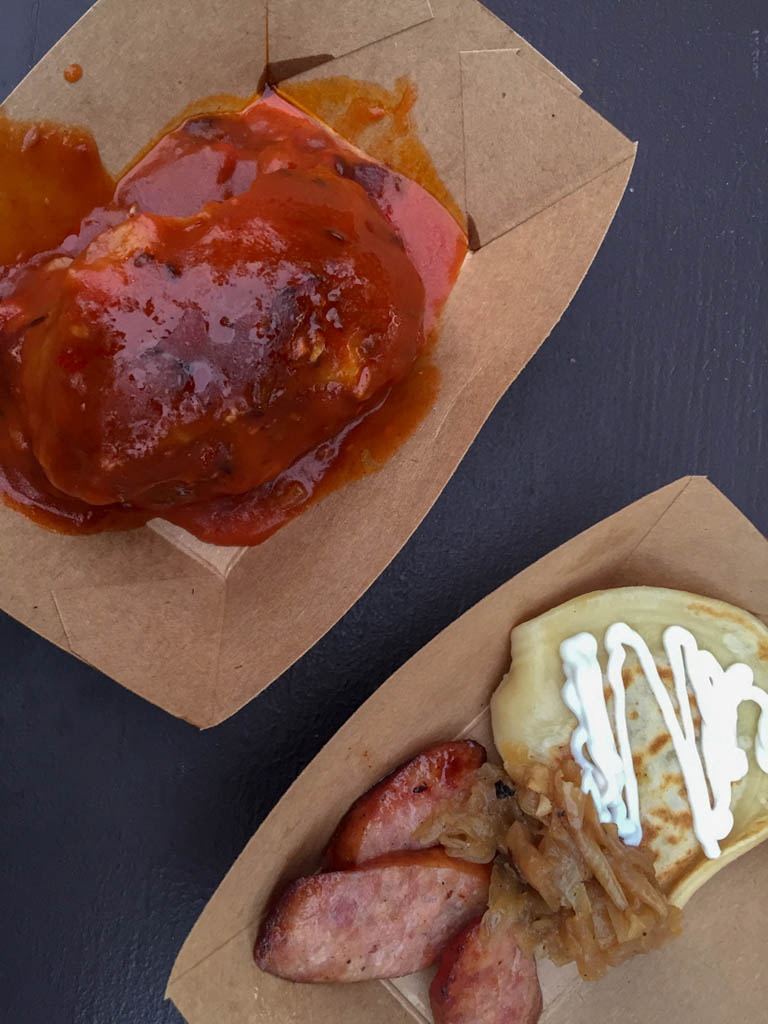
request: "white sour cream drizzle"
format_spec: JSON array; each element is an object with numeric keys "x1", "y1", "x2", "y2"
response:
[{"x1": 560, "y1": 624, "x2": 768, "y2": 859}]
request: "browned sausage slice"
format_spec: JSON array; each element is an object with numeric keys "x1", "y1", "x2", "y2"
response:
[
  {"x1": 324, "y1": 740, "x2": 487, "y2": 869},
  {"x1": 254, "y1": 849, "x2": 491, "y2": 983},
  {"x1": 430, "y1": 916, "x2": 543, "y2": 1024}
]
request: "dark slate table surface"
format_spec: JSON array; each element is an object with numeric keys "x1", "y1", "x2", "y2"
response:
[{"x1": 1, "y1": 2, "x2": 766, "y2": 1021}]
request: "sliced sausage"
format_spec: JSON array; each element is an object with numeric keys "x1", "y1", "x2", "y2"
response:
[
  {"x1": 324, "y1": 740, "x2": 487, "y2": 869},
  {"x1": 254, "y1": 849, "x2": 491, "y2": 983},
  {"x1": 430, "y1": 916, "x2": 543, "y2": 1024}
]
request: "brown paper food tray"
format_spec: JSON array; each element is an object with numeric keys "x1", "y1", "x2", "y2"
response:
[
  {"x1": 167, "y1": 476, "x2": 768, "y2": 1023},
  {"x1": 0, "y1": 0, "x2": 635, "y2": 726}
]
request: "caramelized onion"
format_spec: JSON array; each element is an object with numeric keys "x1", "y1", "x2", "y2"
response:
[
  {"x1": 412, "y1": 763, "x2": 520, "y2": 863},
  {"x1": 419, "y1": 753, "x2": 681, "y2": 980}
]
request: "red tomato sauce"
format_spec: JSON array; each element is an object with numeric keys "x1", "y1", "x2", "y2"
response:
[{"x1": 0, "y1": 82, "x2": 466, "y2": 545}]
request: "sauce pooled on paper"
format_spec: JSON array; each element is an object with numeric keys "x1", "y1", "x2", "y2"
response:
[{"x1": 0, "y1": 84, "x2": 466, "y2": 544}]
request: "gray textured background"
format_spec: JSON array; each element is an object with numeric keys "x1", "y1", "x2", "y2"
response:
[{"x1": 1, "y1": 1, "x2": 766, "y2": 1021}]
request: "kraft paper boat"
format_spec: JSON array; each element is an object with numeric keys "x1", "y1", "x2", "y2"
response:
[
  {"x1": 1, "y1": 0, "x2": 635, "y2": 725},
  {"x1": 167, "y1": 476, "x2": 768, "y2": 1022}
]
